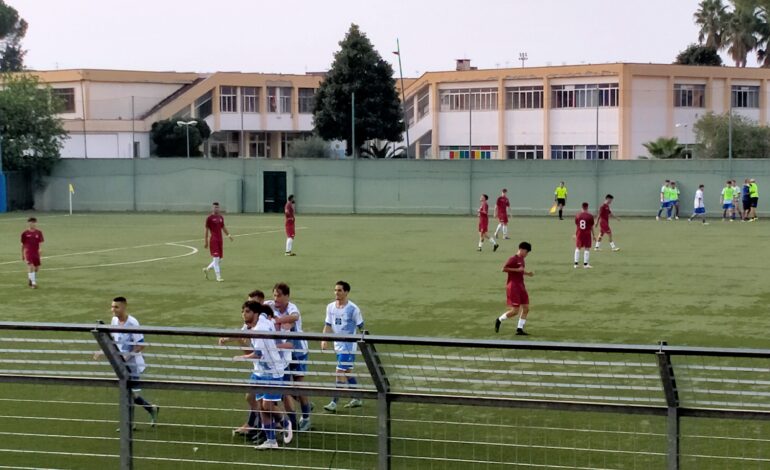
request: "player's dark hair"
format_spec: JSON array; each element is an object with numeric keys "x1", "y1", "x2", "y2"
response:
[
  {"x1": 113, "y1": 296, "x2": 127, "y2": 304},
  {"x1": 242, "y1": 300, "x2": 261, "y2": 314},
  {"x1": 605, "y1": 194, "x2": 614, "y2": 200},
  {"x1": 665, "y1": 179, "x2": 670, "y2": 183},
  {"x1": 212, "y1": 202, "x2": 219, "y2": 206},
  {"x1": 273, "y1": 282, "x2": 290, "y2": 296},
  {"x1": 581, "y1": 202, "x2": 589, "y2": 209},
  {"x1": 482, "y1": 194, "x2": 488, "y2": 200},
  {"x1": 288, "y1": 194, "x2": 294, "y2": 202},
  {"x1": 248, "y1": 289, "x2": 265, "y2": 301},
  {"x1": 336, "y1": 281, "x2": 351, "y2": 292},
  {"x1": 518, "y1": 241, "x2": 532, "y2": 252},
  {"x1": 27, "y1": 217, "x2": 37, "y2": 222},
  {"x1": 256, "y1": 303, "x2": 274, "y2": 317},
  {"x1": 502, "y1": 188, "x2": 507, "y2": 193}
]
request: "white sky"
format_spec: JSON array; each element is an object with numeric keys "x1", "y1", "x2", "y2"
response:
[{"x1": 10, "y1": 0, "x2": 752, "y2": 75}]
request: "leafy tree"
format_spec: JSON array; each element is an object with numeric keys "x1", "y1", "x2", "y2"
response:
[
  {"x1": 695, "y1": 0, "x2": 730, "y2": 48},
  {"x1": 0, "y1": 1, "x2": 27, "y2": 72},
  {"x1": 675, "y1": 43, "x2": 724, "y2": 65},
  {"x1": 0, "y1": 73, "x2": 66, "y2": 173},
  {"x1": 725, "y1": 1, "x2": 761, "y2": 66},
  {"x1": 313, "y1": 24, "x2": 403, "y2": 157},
  {"x1": 150, "y1": 118, "x2": 211, "y2": 157},
  {"x1": 360, "y1": 141, "x2": 405, "y2": 159},
  {"x1": 643, "y1": 137, "x2": 685, "y2": 159},
  {"x1": 693, "y1": 111, "x2": 770, "y2": 158},
  {"x1": 286, "y1": 135, "x2": 332, "y2": 158}
]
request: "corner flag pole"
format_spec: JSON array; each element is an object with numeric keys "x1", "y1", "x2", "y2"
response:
[{"x1": 68, "y1": 183, "x2": 74, "y2": 215}]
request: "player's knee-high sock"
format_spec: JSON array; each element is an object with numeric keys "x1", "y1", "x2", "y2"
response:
[
  {"x1": 301, "y1": 402, "x2": 311, "y2": 420},
  {"x1": 610, "y1": 241, "x2": 617, "y2": 249},
  {"x1": 286, "y1": 237, "x2": 293, "y2": 253},
  {"x1": 666, "y1": 206, "x2": 672, "y2": 218},
  {"x1": 595, "y1": 238, "x2": 601, "y2": 249},
  {"x1": 517, "y1": 318, "x2": 527, "y2": 329},
  {"x1": 583, "y1": 250, "x2": 590, "y2": 265},
  {"x1": 502, "y1": 225, "x2": 508, "y2": 237},
  {"x1": 574, "y1": 249, "x2": 580, "y2": 265},
  {"x1": 206, "y1": 259, "x2": 215, "y2": 270},
  {"x1": 264, "y1": 421, "x2": 275, "y2": 441},
  {"x1": 658, "y1": 207, "x2": 664, "y2": 217},
  {"x1": 558, "y1": 208, "x2": 563, "y2": 218},
  {"x1": 247, "y1": 410, "x2": 260, "y2": 427},
  {"x1": 213, "y1": 257, "x2": 221, "y2": 277},
  {"x1": 30, "y1": 272, "x2": 36, "y2": 284},
  {"x1": 488, "y1": 236, "x2": 497, "y2": 246},
  {"x1": 133, "y1": 395, "x2": 154, "y2": 416},
  {"x1": 494, "y1": 224, "x2": 502, "y2": 238}
]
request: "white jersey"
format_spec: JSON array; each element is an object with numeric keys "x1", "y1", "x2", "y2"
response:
[
  {"x1": 694, "y1": 189, "x2": 704, "y2": 209},
  {"x1": 251, "y1": 313, "x2": 287, "y2": 379},
  {"x1": 110, "y1": 315, "x2": 146, "y2": 375},
  {"x1": 264, "y1": 300, "x2": 308, "y2": 357},
  {"x1": 324, "y1": 300, "x2": 364, "y2": 354}
]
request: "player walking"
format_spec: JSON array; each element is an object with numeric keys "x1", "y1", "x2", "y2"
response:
[
  {"x1": 494, "y1": 241, "x2": 533, "y2": 336},
  {"x1": 477, "y1": 194, "x2": 499, "y2": 252},
  {"x1": 594, "y1": 195, "x2": 620, "y2": 251},
  {"x1": 493, "y1": 189, "x2": 511, "y2": 240},
  {"x1": 554, "y1": 182, "x2": 568, "y2": 220},
  {"x1": 21, "y1": 217, "x2": 44, "y2": 289},
  {"x1": 656, "y1": 179, "x2": 671, "y2": 221},
  {"x1": 720, "y1": 181, "x2": 735, "y2": 222},
  {"x1": 688, "y1": 184, "x2": 708, "y2": 224},
  {"x1": 284, "y1": 195, "x2": 296, "y2": 256},
  {"x1": 203, "y1": 202, "x2": 233, "y2": 281},
  {"x1": 574, "y1": 202, "x2": 595, "y2": 269}
]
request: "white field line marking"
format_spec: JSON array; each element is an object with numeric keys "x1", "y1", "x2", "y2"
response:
[
  {"x1": 0, "y1": 214, "x2": 88, "y2": 222},
  {"x1": 0, "y1": 227, "x2": 304, "y2": 266}
]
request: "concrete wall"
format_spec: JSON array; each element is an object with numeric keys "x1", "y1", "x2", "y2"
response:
[{"x1": 35, "y1": 158, "x2": 770, "y2": 216}]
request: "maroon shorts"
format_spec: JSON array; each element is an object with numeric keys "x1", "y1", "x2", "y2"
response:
[
  {"x1": 506, "y1": 283, "x2": 529, "y2": 307},
  {"x1": 497, "y1": 216, "x2": 508, "y2": 224},
  {"x1": 600, "y1": 222, "x2": 611, "y2": 235},
  {"x1": 24, "y1": 251, "x2": 41, "y2": 267},
  {"x1": 209, "y1": 239, "x2": 223, "y2": 258},
  {"x1": 285, "y1": 221, "x2": 295, "y2": 238},
  {"x1": 576, "y1": 232, "x2": 592, "y2": 249},
  {"x1": 478, "y1": 218, "x2": 488, "y2": 233}
]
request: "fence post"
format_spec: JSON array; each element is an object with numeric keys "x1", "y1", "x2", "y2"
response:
[
  {"x1": 359, "y1": 339, "x2": 391, "y2": 470},
  {"x1": 656, "y1": 342, "x2": 680, "y2": 470},
  {"x1": 93, "y1": 326, "x2": 133, "y2": 470}
]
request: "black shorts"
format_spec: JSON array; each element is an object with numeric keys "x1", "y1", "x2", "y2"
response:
[
  {"x1": 743, "y1": 199, "x2": 750, "y2": 209},
  {"x1": 750, "y1": 197, "x2": 759, "y2": 208},
  {"x1": 556, "y1": 198, "x2": 566, "y2": 206}
]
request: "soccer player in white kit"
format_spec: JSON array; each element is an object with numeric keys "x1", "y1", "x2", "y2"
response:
[
  {"x1": 321, "y1": 281, "x2": 365, "y2": 412},
  {"x1": 689, "y1": 184, "x2": 708, "y2": 224}
]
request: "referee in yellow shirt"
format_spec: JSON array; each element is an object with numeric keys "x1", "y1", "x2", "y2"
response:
[{"x1": 554, "y1": 182, "x2": 568, "y2": 220}]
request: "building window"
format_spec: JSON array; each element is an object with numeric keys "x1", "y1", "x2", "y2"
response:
[
  {"x1": 405, "y1": 97, "x2": 415, "y2": 127},
  {"x1": 282, "y1": 132, "x2": 313, "y2": 157},
  {"x1": 551, "y1": 83, "x2": 618, "y2": 108},
  {"x1": 194, "y1": 90, "x2": 213, "y2": 119},
  {"x1": 674, "y1": 84, "x2": 705, "y2": 108},
  {"x1": 505, "y1": 86, "x2": 544, "y2": 109},
  {"x1": 267, "y1": 87, "x2": 277, "y2": 113},
  {"x1": 280, "y1": 87, "x2": 292, "y2": 114},
  {"x1": 298, "y1": 88, "x2": 315, "y2": 114},
  {"x1": 52, "y1": 88, "x2": 75, "y2": 113},
  {"x1": 552, "y1": 145, "x2": 616, "y2": 160},
  {"x1": 506, "y1": 145, "x2": 544, "y2": 159},
  {"x1": 220, "y1": 86, "x2": 237, "y2": 113},
  {"x1": 732, "y1": 85, "x2": 759, "y2": 108},
  {"x1": 439, "y1": 88, "x2": 498, "y2": 111},
  {"x1": 209, "y1": 131, "x2": 240, "y2": 158},
  {"x1": 242, "y1": 87, "x2": 259, "y2": 113},
  {"x1": 248, "y1": 131, "x2": 268, "y2": 157},
  {"x1": 416, "y1": 87, "x2": 430, "y2": 120},
  {"x1": 438, "y1": 145, "x2": 497, "y2": 159}
]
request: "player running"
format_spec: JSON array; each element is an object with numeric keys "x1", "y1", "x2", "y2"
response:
[
  {"x1": 688, "y1": 184, "x2": 708, "y2": 224},
  {"x1": 495, "y1": 241, "x2": 533, "y2": 336},
  {"x1": 284, "y1": 195, "x2": 296, "y2": 256},
  {"x1": 574, "y1": 202, "x2": 595, "y2": 269},
  {"x1": 554, "y1": 182, "x2": 568, "y2": 220},
  {"x1": 493, "y1": 189, "x2": 511, "y2": 240},
  {"x1": 20, "y1": 217, "x2": 44, "y2": 289},
  {"x1": 203, "y1": 202, "x2": 233, "y2": 281},
  {"x1": 477, "y1": 194, "x2": 499, "y2": 252},
  {"x1": 594, "y1": 195, "x2": 620, "y2": 252}
]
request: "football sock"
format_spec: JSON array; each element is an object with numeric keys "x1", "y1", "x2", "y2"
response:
[
  {"x1": 503, "y1": 225, "x2": 508, "y2": 237},
  {"x1": 574, "y1": 249, "x2": 580, "y2": 264},
  {"x1": 478, "y1": 240, "x2": 483, "y2": 248},
  {"x1": 517, "y1": 318, "x2": 526, "y2": 329},
  {"x1": 610, "y1": 242, "x2": 616, "y2": 249},
  {"x1": 247, "y1": 410, "x2": 259, "y2": 427},
  {"x1": 348, "y1": 376, "x2": 358, "y2": 387},
  {"x1": 213, "y1": 257, "x2": 221, "y2": 277},
  {"x1": 595, "y1": 240, "x2": 600, "y2": 249},
  {"x1": 489, "y1": 237, "x2": 497, "y2": 246},
  {"x1": 558, "y1": 209, "x2": 563, "y2": 218},
  {"x1": 498, "y1": 313, "x2": 508, "y2": 322},
  {"x1": 133, "y1": 395, "x2": 154, "y2": 415},
  {"x1": 494, "y1": 224, "x2": 502, "y2": 237},
  {"x1": 658, "y1": 208, "x2": 664, "y2": 217},
  {"x1": 286, "y1": 238, "x2": 293, "y2": 253},
  {"x1": 666, "y1": 207, "x2": 672, "y2": 218},
  {"x1": 287, "y1": 412, "x2": 297, "y2": 430},
  {"x1": 30, "y1": 272, "x2": 36, "y2": 283},
  {"x1": 264, "y1": 422, "x2": 275, "y2": 441},
  {"x1": 206, "y1": 260, "x2": 215, "y2": 270},
  {"x1": 301, "y1": 403, "x2": 311, "y2": 420},
  {"x1": 583, "y1": 251, "x2": 590, "y2": 264},
  {"x1": 27, "y1": 272, "x2": 33, "y2": 282}
]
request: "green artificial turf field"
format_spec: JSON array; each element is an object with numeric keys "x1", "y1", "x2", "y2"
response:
[{"x1": 0, "y1": 212, "x2": 768, "y2": 469}]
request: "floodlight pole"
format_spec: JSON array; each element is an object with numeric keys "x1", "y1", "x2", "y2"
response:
[
  {"x1": 177, "y1": 121, "x2": 198, "y2": 158},
  {"x1": 395, "y1": 39, "x2": 410, "y2": 158}
]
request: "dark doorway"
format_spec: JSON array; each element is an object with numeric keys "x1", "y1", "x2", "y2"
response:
[{"x1": 263, "y1": 171, "x2": 287, "y2": 213}]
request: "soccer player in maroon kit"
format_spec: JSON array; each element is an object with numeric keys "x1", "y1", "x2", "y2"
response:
[
  {"x1": 495, "y1": 241, "x2": 533, "y2": 335},
  {"x1": 284, "y1": 195, "x2": 296, "y2": 256},
  {"x1": 477, "y1": 194, "x2": 499, "y2": 252},
  {"x1": 574, "y1": 202, "x2": 596, "y2": 269},
  {"x1": 203, "y1": 202, "x2": 233, "y2": 282},
  {"x1": 493, "y1": 188, "x2": 511, "y2": 240},
  {"x1": 594, "y1": 194, "x2": 620, "y2": 252},
  {"x1": 20, "y1": 217, "x2": 44, "y2": 289}
]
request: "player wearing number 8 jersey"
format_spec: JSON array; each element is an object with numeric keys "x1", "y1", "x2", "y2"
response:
[{"x1": 574, "y1": 202, "x2": 595, "y2": 269}]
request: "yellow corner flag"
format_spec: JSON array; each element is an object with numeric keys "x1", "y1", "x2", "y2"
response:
[
  {"x1": 549, "y1": 203, "x2": 557, "y2": 215},
  {"x1": 68, "y1": 184, "x2": 75, "y2": 194}
]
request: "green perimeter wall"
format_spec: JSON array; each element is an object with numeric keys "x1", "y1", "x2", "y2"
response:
[{"x1": 35, "y1": 158, "x2": 770, "y2": 216}]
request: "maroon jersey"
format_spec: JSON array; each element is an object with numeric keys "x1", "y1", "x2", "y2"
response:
[
  {"x1": 598, "y1": 203, "x2": 611, "y2": 223},
  {"x1": 21, "y1": 229, "x2": 44, "y2": 254},
  {"x1": 206, "y1": 214, "x2": 225, "y2": 241},
  {"x1": 575, "y1": 212, "x2": 595, "y2": 236},
  {"x1": 496, "y1": 196, "x2": 510, "y2": 222},
  {"x1": 284, "y1": 201, "x2": 295, "y2": 221},
  {"x1": 504, "y1": 255, "x2": 525, "y2": 288},
  {"x1": 478, "y1": 201, "x2": 489, "y2": 220}
]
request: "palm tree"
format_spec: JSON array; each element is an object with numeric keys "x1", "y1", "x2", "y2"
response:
[
  {"x1": 754, "y1": 0, "x2": 770, "y2": 65},
  {"x1": 643, "y1": 137, "x2": 685, "y2": 159},
  {"x1": 695, "y1": 0, "x2": 729, "y2": 48},
  {"x1": 725, "y1": 2, "x2": 761, "y2": 67}
]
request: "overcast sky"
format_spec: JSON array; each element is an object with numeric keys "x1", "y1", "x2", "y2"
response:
[{"x1": 10, "y1": 0, "x2": 749, "y2": 76}]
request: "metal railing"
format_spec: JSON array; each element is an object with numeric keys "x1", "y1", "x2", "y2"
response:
[{"x1": 0, "y1": 322, "x2": 769, "y2": 469}]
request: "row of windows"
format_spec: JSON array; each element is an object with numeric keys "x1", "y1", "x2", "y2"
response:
[
  {"x1": 218, "y1": 86, "x2": 316, "y2": 114},
  {"x1": 674, "y1": 84, "x2": 761, "y2": 108},
  {"x1": 438, "y1": 145, "x2": 616, "y2": 160},
  {"x1": 439, "y1": 88, "x2": 499, "y2": 111},
  {"x1": 551, "y1": 145, "x2": 617, "y2": 160},
  {"x1": 551, "y1": 84, "x2": 619, "y2": 108},
  {"x1": 438, "y1": 84, "x2": 619, "y2": 111}
]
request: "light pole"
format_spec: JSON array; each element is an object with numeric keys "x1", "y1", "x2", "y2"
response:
[
  {"x1": 0, "y1": 126, "x2": 6, "y2": 213},
  {"x1": 393, "y1": 39, "x2": 410, "y2": 158},
  {"x1": 675, "y1": 123, "x2": 690, "y2": 158},
  {"x1": 518, "y1": 52, "x2": 528, "y2": 68},
  {"x1": 176, "y1": 120, "x2": 197, "y2": 158}
]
